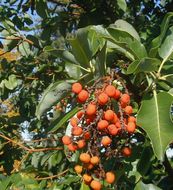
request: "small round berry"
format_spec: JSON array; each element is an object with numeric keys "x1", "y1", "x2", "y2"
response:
[
  {"x1": 97, "y1": 120, "x2": 109, "y2": 130},
  {"x1": 101, "y1": 136, "x2": 112, "y2": 147},
  {"x1": 72, "y1": 127, "x2": 83, "y2": 136},
  {"x1": 104, "y1": 110, "x2": 114, "y2": 121},
  {"x1": 105, "y1": 172, "x2": 116, "y2": 184},
  {"x1": 86, "y1": 104, "x2": 97, "y2": 116},
  {"x1": 122, "y1": 147, "x2": 132, "y2": 157},
  {"x1": 90, "y1": 180, "x2": 102, "y2": 190},
  {"x1": 90, "y1": 156, "x2": 100, "y2": 165},
  {"x1": 80, "y1": 153, "x2": 91, "y2": 163},
  {"x1": 72, "y1": 83, "x2": 82, "y2": 94},
  {"x1": 78, "y1": 90, "x2": 89, "y2": 103},
  {"x1": 98, "y1": 92, "x2": 109, "y2": 105},
  {"x1": 62, "y1": 135, "x2": 71, "y2": 145},
  {"x1": 74, "y1": 165, "x2": 83, "y2": 174},
  {"x1": 105, "y1": 85, "x2": 116, "y2": 97},
  {"x1": 124, "y1": 106, "x2": 133, "y2": 115}
]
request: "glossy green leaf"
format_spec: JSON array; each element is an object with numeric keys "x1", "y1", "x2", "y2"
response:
[
  {"x1": 135, "y1": 181, "x2": 161, "y2": 190},
  {"x1": 137, "y1": 146, "x2": 153, "y2": 176},
  {"x1": 127, "y1": 58, "x2": 161, "y2": 74},
  {"x1": 150, "y1": 12, "x2": 173, "y2": 57},
  {"x1": 68, "y1": 28, "x2": 92, "y2": 69},
  {"x1": 35, "y1": 0, "x2": 48, "y2": 19},
  {"x1": 95, "y1": 43, "x2": 107, "y2": 77},
  {"x1": 49, "y1": 106, "x2": 79, "y2": 132},
  {"x1": 137, "y1": 91, "x2": 173, "y2": 161},
  {"x1": 36, "y1": 81, "x2": 71, "y2": 119},
  {"x1": 65, "y1": 62, "x2": 81, "y2": 79},
  {"x1": 117, "y1": 0, "x2": 127, "y2": 12},
  {"x1": 158, "y1": 26, "x2": 173, "y2": 66},
  {"x1": 114, "y1": 19, "x2": 140, "y2": 41},
  {"x1": 107, "y1": 27, "x2": 147, "y2": 59},
  {"x1": 80, "y1": 182, "x2": 90, "y2": 190}
]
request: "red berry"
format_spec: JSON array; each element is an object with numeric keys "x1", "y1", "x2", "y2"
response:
[{"x1": 72, "y1": 83, "x2": 82, "y2": 94}]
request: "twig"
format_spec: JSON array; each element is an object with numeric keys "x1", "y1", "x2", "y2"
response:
[
  {"x1": 0, "y1": 133, "x2": 63, "y2": 153},
  {"x1": 35, "y1": 169, "x2": 69, "y2": 180}
]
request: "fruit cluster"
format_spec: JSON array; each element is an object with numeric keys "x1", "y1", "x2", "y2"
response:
[{"x1": 62, "y1": 76, "x2": 137, "y2": 189}]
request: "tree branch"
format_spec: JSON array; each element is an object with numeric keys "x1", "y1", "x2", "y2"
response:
[{"x1": 0, "y1": 133, "x2": 63, "y2": 153}]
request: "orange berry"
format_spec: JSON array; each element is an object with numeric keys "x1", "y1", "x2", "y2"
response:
[
  {"x1": 62, "y1": 135, "x2": 71, "y2": 145},
  {"x1": 128, "y1": 116, "x2": 136, "y2": 123},
  {"x1": 105, "y1": 172, "x2": 115, "y2": 184},
  {"x1": 72, "y1": 83, "x2": 82, "y2": 94},
  {"x1": 111, "y1": 113, "x2": 118, "y2": 124},
  {"x1": 120, "y1": 101, "x2": 127, "y2": 108},
  {"x1": 115, "y1": 120, "x2": 121, "y2": 128},
  {"x1": 84, "y1": 163, "x2": 94, "y2": 170},
  {"x1": 77, "y1": 110, "x2": 85, "y2": 119},
  {"x1": 67, "y1": 143, "x2": 77, "y2": 151},
  {"x1": 104, "y1": 110, "x2": 114, "y2": 121},
  {"x1": 113, "y1": 89, "x2": 121, "y2": 99},
  {"x1": 101, "y1": 136, "x2": 112, "y2": 147},
  {"x1": 74, "y1": 165, "x2": 83, "y2": 174},
  {"x1": 70, "y1": 117, "x2": 79, "y2": 127},
  {"x1": 72, "y1": 127, "x2": 83, "y2": 136},
  {"x1": 121, "y1": 94, "x2": 130, "y2": 104},
  {"x1": 122, "y1": 147, "x2": 132, "y2": 157},
  {"x1": 98, "y1": 92, "x2": 109, "y2": 105},
  {"x1": 83, "y1": 174, "x2": 92, "y2": 183},
  {"x1": 80, "y1": 153, "x2": 91, "y2": 163},
  {"x1": 90, "y1": 180, "x2": 102, "y2": 190},
  {"x1": 108, "y1": 124, "x2": 118, "y2": 136},
  {"x1": 105, "y1": 85, "x2": 116, "y2": 97},
  {"x1": 86, "y1": 104, "x2": 96, "y2": 116},
  {"x1": 83, "y1": 132, "x2": 91, "y2": 140},
  {"x1": 90, "y1": 156, "x2": 100, "y2": 165},
  {"x1": 77, "y1": 139, "x2": 86, "y2": 149},
  {"x1": 126, "y1": 122, "x2": 136, "y2": 133},
  {"x1": 124, "y1": 106, "x2": 133, "y2": 115},
  {"x1": 97, "y1": 120, "x2": 109, "y2": 130},
  {"x1": 78, "y1": 90, "x2": 89, "y2": 103}
]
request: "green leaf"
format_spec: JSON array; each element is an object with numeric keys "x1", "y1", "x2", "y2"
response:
[
  {"x1": 117, "y1": 0, "x2": 127, "y2": 12},
  {"x1": 80, "y1": 182, "x2": 90, "y2": 190},
  {"x1": 36, "y1": 81, "x2": 71, "y2": 119},
  {"x1": 65, "y1": 62, "x2": 81, "y2": 79},
  {"x1": 150, "y1": 12, "x2": 173, "y2": 57},
  {"x1": 114, "y1": 19, "x2": 140, "y2": 41},
  {"x1": 106, "y1": 27, "x2": 147, "y2": 59},
  {"x1": 135, "y1": 181, "x2": 161, "y2": 190},
  {"x1": 35, "y1": 0, "x2": 49, "y2": 19},
  {"x1": 137, "y1": 146, "x2": 153, "y2": 176},
  {"x1": 95, "y1": 42, "x2": 107, "y2": 77},
  {"x1": 1, "y1": 74, "x2": 18, "y2": 90},
  {"x1": 158, "y1": 26, "x2": 173, "y2": 66},
  {"x1": 137, "y1": 91, "x2": 173, "y2": 161},
  {"x1": 49, "y1": 106, "x2": 79, "y2": 132},
  {"x1": 68, "y1": 28, "x2": 92, "y2": 69},
  {"x1": 44, "y1": 46, "x2": 79, "y2": 65},
  {"x1": 127, "y1": 58, "x2": 161, "y2": 74}
]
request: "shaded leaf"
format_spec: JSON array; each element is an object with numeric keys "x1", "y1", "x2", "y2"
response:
[
  {"x1": 137, "y1": 91, "x2": 173, "y2": 161},
  {"x1": 80, "y1": 182, "x2": 90, "y2": 190},
  {"x1": 117, "y1": 0, "x2": 127, "y2": 12},
  {"x1": 127, "y1": 58, "x2": 161, "y2": 74},
  {"x1": 158, "y1": 26, "x2": 173, "y2": 65},
  {"x1": 49, "y1": 106, "x2": 79, "y2": 132},
  {"x1": 150, "y1": 12, "x2": 173, "y2": 57},
  {"x1": 114, "y1": 19, "x2": 140, "y2": 41},
  {"x1": 135, "y1": 181, "x2": 161, "y2": 190},
  {"x1": 36, "y1": 81, "x2": 71, "y2": 119}
]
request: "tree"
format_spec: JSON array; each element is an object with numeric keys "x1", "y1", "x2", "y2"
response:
[{"x1": 0, "y1": 0, "x2": 173, "y2": 189}]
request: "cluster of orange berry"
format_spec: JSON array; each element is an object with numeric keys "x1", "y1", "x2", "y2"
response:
[{"x1": 62, "y1": 77, "x2": 137, "y2": 189}]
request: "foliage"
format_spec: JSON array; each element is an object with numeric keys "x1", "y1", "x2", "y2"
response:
[{"x1": 0, "y1": 0, "x2": 173, "y2": 189}]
